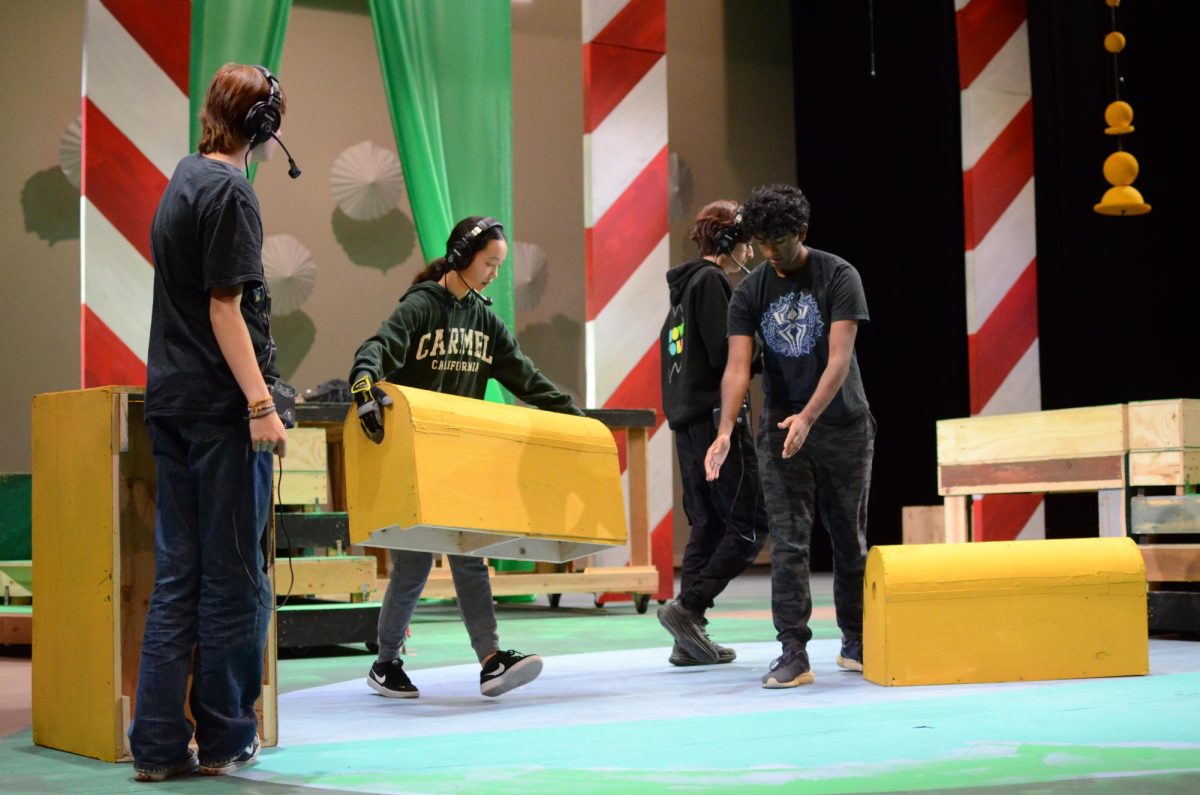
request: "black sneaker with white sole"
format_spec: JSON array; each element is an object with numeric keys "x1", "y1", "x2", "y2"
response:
[
  {"x1": 368, "y1": 658, "x2": 420, "y2": 698},
  {"x1": 480, "y1": 649, "x2": 543, "y2": 697}
]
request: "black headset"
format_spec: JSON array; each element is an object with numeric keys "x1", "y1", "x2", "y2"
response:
[
  {"x1": 446, "y1": 217, "x2": 503, "y2": 270},
  {"x1": 243, "y1": 66, "x2": 301, "y2": 179},
  {"x1": 244, "y1": 66, "x2": 282, "y2": 146},
  {"x1": 712, "y1": 208, "x2": 744, "y2": 255}
]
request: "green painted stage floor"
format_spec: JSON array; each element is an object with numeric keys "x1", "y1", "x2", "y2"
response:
[{"x1": 3, "y1": 573, "x2": 1199, "y2": 794}]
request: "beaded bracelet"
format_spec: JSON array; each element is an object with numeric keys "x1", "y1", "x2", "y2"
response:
[
  {"x1": 248, "y1": 403, "x2": 277, "y2": 420},
  {"x1": 248, "y1": 396, "x2": 273, "y2": 411}
]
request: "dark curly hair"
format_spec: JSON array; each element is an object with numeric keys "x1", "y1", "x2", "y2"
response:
[{"x1": 739, "y1": 184, "x2": 811, "y2": 241}]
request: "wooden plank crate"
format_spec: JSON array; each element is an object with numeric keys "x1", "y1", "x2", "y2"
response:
[{"x1": 31, "y1": 387, "x2": 277, "y2": 762}]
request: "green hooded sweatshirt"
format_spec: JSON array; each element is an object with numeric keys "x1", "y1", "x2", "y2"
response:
[{"x1": 351, "y1": 281, "x2": 582, "y2": 415}]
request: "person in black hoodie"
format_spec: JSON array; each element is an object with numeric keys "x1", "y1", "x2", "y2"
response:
[
  {"x1": 349, "y1": 216, "x2": 583, "y2": 700},
  {"x1": 656, "y1": 200, "x2": 770, "y2": 667}
]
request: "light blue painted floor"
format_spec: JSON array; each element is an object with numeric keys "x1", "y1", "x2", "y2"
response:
[{"x1": 234, "y1": 639, "x2": 1200, "y2": 794}]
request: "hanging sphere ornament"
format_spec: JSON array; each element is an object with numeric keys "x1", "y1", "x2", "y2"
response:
[
  {"x1": 1104, "y1": 31, "x2": 1126, "y2": 53},
  {"x1": 1105, "y1": 0, "x2": 1121, "y2": 6},
  {"x1": 1102, "y1": 151, "x2": 1139, "y2": 186},
  {"x1": 1104, "y1": 100, "x2": 1134, "y2": 135}
]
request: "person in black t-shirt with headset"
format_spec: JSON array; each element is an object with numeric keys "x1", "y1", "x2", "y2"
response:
[
  {"x1": 706, "y1": 184, "x2": 875, "y2": 690},
  {"x1": 130, "y1": 64, "x2": 294, "y2": 781}
]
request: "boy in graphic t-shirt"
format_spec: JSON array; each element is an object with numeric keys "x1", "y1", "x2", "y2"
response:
[{"x1": 705, "y1": 184, "x2": 876, "y2": 689}]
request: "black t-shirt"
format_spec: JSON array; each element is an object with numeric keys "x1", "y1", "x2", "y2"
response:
[
  {"x1": 728, "y1": 247, "x2": 869, "y2": 421},
  {"x1": 145, "y1": 154, "x2": 278, "y2": 422}
]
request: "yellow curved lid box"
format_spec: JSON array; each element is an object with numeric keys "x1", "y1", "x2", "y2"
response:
[{"x1": 343, "y1": 384, "x2": 628, "y2": 562}]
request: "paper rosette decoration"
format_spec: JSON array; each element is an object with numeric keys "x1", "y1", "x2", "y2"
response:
[
  {"x1": 262, "y1": 234, "x2": 316, "y2": 315},
  {"x1": 59, "y1": 115, "x2": 82, "y2": 189},
  {"x1": 511, "y1": 240, "x2": 548, "y2": 312},
  {"x1": 330, "y1": 140, "x2": 406, "y2": 221}
]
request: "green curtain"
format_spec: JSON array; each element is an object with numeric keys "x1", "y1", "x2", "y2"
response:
[
  {"x1": 368, "y1": 0, "x2": 515, "y2": 403},
  {"x1": 189, "y1": 0, "x2": 293, "y2": 182}
]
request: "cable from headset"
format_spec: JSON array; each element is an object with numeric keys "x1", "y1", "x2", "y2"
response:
[{"x1": 232, "y1": 441, "x2": 295, "y2": 614}]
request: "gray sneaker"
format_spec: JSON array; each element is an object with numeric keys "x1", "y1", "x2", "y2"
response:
[
  {"x1": 657, "y1": 600, "x2": 720, "y2": 663},
  {"x1": 762, "y1": 648, "x2": 815, "y2": 688},
  {"x1": 668, "y1": 640, "x2": 736, "y2": 666}
]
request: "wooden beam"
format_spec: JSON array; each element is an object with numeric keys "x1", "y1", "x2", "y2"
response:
[
  {"x1": 1128, "y1": 399, "x2": 1200, "y2": 451},
  {"x1": 1129, "y1": 450, "x2": 1200, "y2": 487},
  {"x1": 1131, "y1": 495, "x2": 1200, "y2": 535},
  {"x1": 939, "y1": 455, "x2": 1124, "y2": 495},
  {"x1": 277, "y1": 556, "x2": 376, "y2": 597},
  {"x1": 943, "y1": 496, "x2": 970, "y2": 543},
  {"x1": 1140, "y1": 544, "x2": 1200, "y2": 582},
  {"x1": 936, "y1": 405, "x2": 1127, "y2": 466},
  {"x1": 902, "y1": 506, "x2": 946, "y2": 544}
]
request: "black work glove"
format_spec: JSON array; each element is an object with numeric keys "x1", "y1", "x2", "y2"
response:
[{"x1": 351, "y1": 374, "x2": 393, "y2": 444}]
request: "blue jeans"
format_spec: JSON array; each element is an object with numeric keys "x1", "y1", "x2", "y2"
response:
[{"x1": 129, "y1": 418, "x2": 272, "y2": 771}]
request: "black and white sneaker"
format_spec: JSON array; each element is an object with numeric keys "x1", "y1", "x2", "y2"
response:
[
  {"x1": 199, "y1": 737, "x2": 259, "y2": 776},
  {"x1": 368, "y1": 658, "x2": 420, "y2": 698},
  {"x1": 480, "y1": 650, "x2": 543, "y2": 697}
]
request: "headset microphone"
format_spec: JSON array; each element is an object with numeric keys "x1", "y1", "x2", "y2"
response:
[
  {"x1": 456, "y1": 270, "x2": 493, "y2": 306},
  {"x1": 270, "y1": 132, "x2": 302, "y2": 179}
]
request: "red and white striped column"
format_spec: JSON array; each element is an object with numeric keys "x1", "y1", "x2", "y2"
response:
[
  {"x1": 582, "y1": 0, "x2": 674, "y2": 598},
  {"x1": 81, "y1": 0, "x2": 191, "y2": 387},
  {"x1": 956, "y1": 0, "x2": 1044, "y2": 541}
]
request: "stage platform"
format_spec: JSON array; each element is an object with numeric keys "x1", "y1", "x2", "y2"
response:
[{"x1": 2, "y1": 573, "x2": 1199, "y2": 793}]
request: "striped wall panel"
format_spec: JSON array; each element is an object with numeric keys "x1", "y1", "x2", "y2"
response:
[
  {"x1": 956, "y1": 0, "x2": 1044, "y2": 541},
  {"x1": 582, "y1": 0, "x2": 673, "y2": 598},
  {"x1": 81, "y1": 0, "x2": 191, "y2": 387}
]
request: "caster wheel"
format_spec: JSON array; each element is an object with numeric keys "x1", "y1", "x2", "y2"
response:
[
  {"x1": 548, "y1": 593, "x2": 562, "y2": 609},
  {"x1": 635, "y1": 594, "x2": 650, "y2": 614},
  {"x1": 594, "y1": 595, "x2": 605, "y2": 608},
  {"x1": 657, "y1": 599, "x2": 667, "y2": 605},
  {"x1": 365, "y1": 642, "x2": 379, "y2": 655}
]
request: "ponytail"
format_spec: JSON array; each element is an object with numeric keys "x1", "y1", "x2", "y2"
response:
[{"x1": 413, "y1": 257, "x2": 451, "y2": 286}]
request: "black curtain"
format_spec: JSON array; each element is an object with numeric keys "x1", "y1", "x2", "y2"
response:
[
  {"x1": 790, "y1": 1, "x2": 1199, "y2": 560},
  {"x1": 790, "y1": 1, "x2": 968, "y2": 563}
]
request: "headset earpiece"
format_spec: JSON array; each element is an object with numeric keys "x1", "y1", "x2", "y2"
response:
[
  {"x1": 713, "y1": 209, "x2": 744, "y2": 255},
  {"x1": 244, "y1": 66, "x2": 282, "y2": 147},
  {"x1": 445, "y1": 217, "x2": 503, "y2": 271}
]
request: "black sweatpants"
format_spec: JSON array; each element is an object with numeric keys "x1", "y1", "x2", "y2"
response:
[
  {"x1": 756, "y1": 408, "x2": 875, "y2": 651},
  {"x1": 674, "y1": 414, "x2": 769, "y2": 615}
]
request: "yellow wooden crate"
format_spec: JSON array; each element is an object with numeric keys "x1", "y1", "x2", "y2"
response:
[
  {"x1": 864, "y1": 537, "x2": 1147, "y2": 687},
  {"x1": 343, "y1": 384, "x2": 627, "y2": 563},
  {"x1": 31, "y1": 387, "x2": 277, "y2": 762}
]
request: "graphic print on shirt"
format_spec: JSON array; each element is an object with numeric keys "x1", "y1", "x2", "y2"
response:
[
  {"x1": 761, "y1": 292, "x2": 824, "y2": 358},
  {"x1": 665, "y1": 305, "x2": 685, "y2": 383}
]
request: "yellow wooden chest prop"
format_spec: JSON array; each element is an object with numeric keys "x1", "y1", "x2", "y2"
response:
[
  {"x1": 864, "y1": 537, "x2": 1148, "y2": 686},
  {"x1": 343, "y1": 384, "x2": 628, "y2": 562}
]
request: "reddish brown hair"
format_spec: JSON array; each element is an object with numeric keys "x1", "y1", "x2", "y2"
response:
[
  {"x1": 198, "y1": 64, "x2": 288, "y2": 155},
  {"x1": 690, "y1": 200, "x2": 747, "y2": 256}
]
